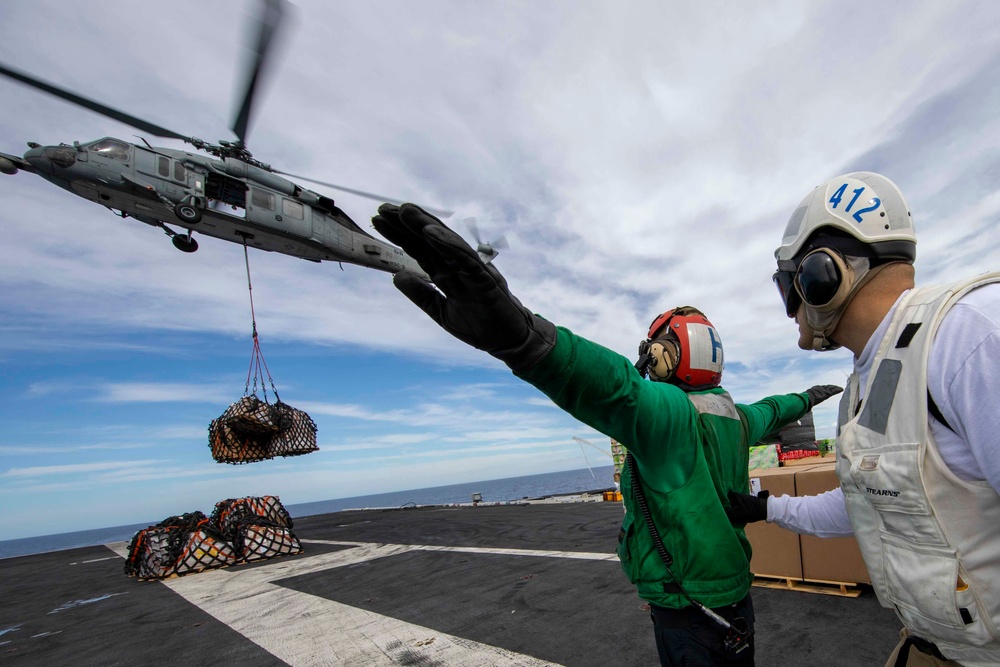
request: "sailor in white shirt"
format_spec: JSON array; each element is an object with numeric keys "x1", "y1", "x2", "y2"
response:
[{"x1": 728, "y1": 172, "x2": 1000, "y2": 667}]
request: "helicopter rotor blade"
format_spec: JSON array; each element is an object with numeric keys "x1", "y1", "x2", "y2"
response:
[
  {"x1": 0, "y1": 63, "x2": 190, "y2": 142},
  {"x1": 231, "y1": 0, "x2": 287, "y2": 146},
  {"x1": 275, "y1": 169, "x2": 454, "y2": 218},
  {"x1": 463, "y1": 217, "x2": 482, "y2": 244},
  {"x1": 464, "y1": 216, "x2": 508, "y2": 250},
  {"x1": 572, "y1": 436, "x2": 612, "y2": 458},
  {"x1": 462, "y1": 218, "x2": 483, "y2": 245}
]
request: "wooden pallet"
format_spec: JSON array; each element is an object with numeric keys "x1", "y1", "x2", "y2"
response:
[{"x1": 753, "y1": 574, "x2": 862, "y2": 598}]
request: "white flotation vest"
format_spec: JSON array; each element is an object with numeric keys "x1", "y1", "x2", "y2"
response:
[{"x1": 836, "y1": 274, "x2": 1000, "y2": 666}]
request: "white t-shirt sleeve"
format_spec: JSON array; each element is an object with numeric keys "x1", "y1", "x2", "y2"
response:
[
  {"x1": 766, "y1": 486, "x2": 855, "y2": 538},
  {"x1": 928, "y1": 283, "x2": 1000, "y2": 495}
]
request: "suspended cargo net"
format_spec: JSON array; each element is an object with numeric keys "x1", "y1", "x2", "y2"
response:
[
  {"x1": 124, "y1": 511, "x2": 237, "y2": 581},
  {"x1": 208, "y1": 398, "x2": 318, "y2": 463},
  {"x1": 269, "y1": 402, "x2": 318, "y2": 458},
  {"x1": 208, "y1": 240, "x2": 318, "y2": 464},
  {"x1": 228, "y1": 395, "x2": 289, "y2": 433},
  {"x1": 209, "y1": 398, "x2": 273, "y2": 464}
]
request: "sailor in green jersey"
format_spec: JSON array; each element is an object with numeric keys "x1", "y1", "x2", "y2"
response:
[{"x1": 371, "y1": 204, "x2": 842, "y2": 667}]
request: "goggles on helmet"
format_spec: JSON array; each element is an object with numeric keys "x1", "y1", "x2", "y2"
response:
[{"x1": 773, "y1": 248, "x2": 850, "y2": 317}]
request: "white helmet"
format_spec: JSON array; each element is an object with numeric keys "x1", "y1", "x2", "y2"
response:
[
  {"x1": 775, "y1": 172, "x2": 916, "y2": 264},
  {"x1": 773, "y1": 172, "x2": 917, "y2": 351}
]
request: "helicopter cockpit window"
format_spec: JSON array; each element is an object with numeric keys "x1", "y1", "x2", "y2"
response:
[
  {"x1": 87, "y1": 139, "x2": 130, "y2": 161},
  {"x1": 43, "y1": 146, "x2": 77, "y2": 168},
  {"x1": 251, "y1": 188, "x2": 275, "y2": 211},
  {"x1": 158, "y1": 156, "x2": 170, "y2": 177},
  {"x1": 173, "y1": 161, "x2": 186, "y2": 182},
  {"x1": 282, "y1": 198, "x2": 304, "y2": 220}
]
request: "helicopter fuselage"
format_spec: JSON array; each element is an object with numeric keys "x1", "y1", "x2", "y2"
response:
[{"x1": 2, "y1": 136, "x2": 426, "y2": 276}]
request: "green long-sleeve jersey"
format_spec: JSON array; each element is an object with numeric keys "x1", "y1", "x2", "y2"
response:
[{"x1": 518, "y1": 326, "x2": 810, "y2": 608}]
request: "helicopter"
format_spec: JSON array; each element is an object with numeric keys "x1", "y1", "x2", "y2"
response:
[{"x1": 0, "y1": 0, "x2": 502, "y2": 273}]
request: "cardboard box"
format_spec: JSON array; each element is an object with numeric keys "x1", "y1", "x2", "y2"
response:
[
  {"x1": 745, "y1": 467, "x2": 801, "y2": 579},
  {"x1": 744, "y1": 461, "x2": 872, "y2": 586},
  {"x1": 795, "y1": 463, "x2": 871, "y2": 584}
]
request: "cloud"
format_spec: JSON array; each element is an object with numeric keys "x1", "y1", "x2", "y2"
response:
[
  {"x1": 0, "y1": 443, "x2": 149, "y2": 456},
  {"x1": 95, "y1": 382, "x2": 236, "y2": 403},
  {"x1": 2, "y1": 0, "x2": 1000, "y2": 539},
  {"x1": 2, "y1": 459, "x2": 170, "y2": 479}
]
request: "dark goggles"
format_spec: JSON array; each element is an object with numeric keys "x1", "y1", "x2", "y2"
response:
[{"x1": 773, "y1": 249, "x2": 845, "y2": 317}]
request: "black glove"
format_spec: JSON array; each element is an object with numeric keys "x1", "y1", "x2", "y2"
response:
[
  {"x1": 372, "y1": 203, "x2": 557, "y2": 373},
  {"x1": 804, "y1": 384, "x2": 843, "y2": 409},
  {"x1": 725, "y1": 490, "x2": 769, "y2": 524}
]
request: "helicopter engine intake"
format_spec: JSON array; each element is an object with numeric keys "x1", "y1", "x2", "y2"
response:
[
  {"x1": 0, "y1": 156, "x2": 17, "y2": 175},
  {"x1": 220, "y1": 159, "x2": 295, "y2": 196}
]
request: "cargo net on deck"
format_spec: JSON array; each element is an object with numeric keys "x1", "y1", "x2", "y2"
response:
[
  {"x1": 124, "y1": 496, "x2": 302, "y2": 581},
  {"x1": 211, "y1": 495, "x2": 303, "y2": 562},
  {"x1": 208, "y1": 238, "x2": 319, "y2": 464},
  {"x1": 209, "y1": 395, "x2": 318, "y2": 464},
  {"x1": 123, "y1": 511, "x2": 237, "y2": 581}
]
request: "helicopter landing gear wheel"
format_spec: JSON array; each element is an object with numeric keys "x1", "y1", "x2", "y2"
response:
[
  {"x1": 172, "y1": 235, "x2": 199, "y2": 253},
  {"x1": 174, "y1": 201, "x2": 202, "y2": 224}
]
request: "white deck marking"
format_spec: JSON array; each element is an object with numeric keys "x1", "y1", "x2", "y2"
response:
[
  {"x1": 301, "y1": 539, "x2": 619, "y2": 562},
  {"x1": 106, "y1": 540, "x2": 615, "y2": 666}
]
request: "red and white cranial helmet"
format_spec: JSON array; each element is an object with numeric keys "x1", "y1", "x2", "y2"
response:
[{"x1": 643, "y1": 306, "x2": 724, "y2": 390}]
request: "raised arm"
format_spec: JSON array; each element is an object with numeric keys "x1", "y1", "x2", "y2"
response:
[
  {"x1": 739, "y1": 384, "x2": 841, "y2": 445},
  {"x1": 372, "y1": 204, "x2": 698, "y2": 465}
]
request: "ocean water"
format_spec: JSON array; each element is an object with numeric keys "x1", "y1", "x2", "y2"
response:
[{"x1": 0, "y1": 465, "x2": 616, "y2": 560}]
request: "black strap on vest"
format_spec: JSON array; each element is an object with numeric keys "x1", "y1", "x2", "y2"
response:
[
  {"x1": 892, "y1": 319, "x2": 956, "y2": 433},
  {"x1": 894, "y1": 322, "x2": 922, "y2": 349},
  {"x1": 927, "y1": 391, "x2": 954, "y2": 433}
]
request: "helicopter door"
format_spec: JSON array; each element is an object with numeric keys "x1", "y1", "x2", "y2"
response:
[
  {"x1": 278, "y1": 197, "x2": 309, "y2": 237},
  {"x1": 246, "y1": 188, "x2": 310, "y2": 238},
  {"x1": 168, "y1": 159, "x2": 206, "y2": 202}
]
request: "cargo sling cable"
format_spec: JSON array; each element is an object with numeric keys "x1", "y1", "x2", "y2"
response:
[
  {"x1": 203, "y1": 236, "x2": 319, "y2": 464},
  {"x1": 241, "y1": 235, "x2": 280, "y2": 404}
]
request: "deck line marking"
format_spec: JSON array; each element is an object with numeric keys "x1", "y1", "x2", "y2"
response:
[
  {"x1": 300, "y1": 539, "x2": 619, "y2": 562},
  {"x1": 104, "y1": 541, "x2": 566, "y2": 666}
]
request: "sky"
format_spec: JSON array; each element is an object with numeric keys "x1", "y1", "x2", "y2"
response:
[{"x1": 2, "y1": 1, "x2": 1000, "y2": 540}]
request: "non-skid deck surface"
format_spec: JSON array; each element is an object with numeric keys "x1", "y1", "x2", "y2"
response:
[{"x1": 0, "y1": 503, "x2": 901, "y2": 665}]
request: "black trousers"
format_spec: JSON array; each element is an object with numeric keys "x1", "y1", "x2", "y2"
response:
[{"x1": 649, "y1": 593, "x2": 755, "y2": 667}]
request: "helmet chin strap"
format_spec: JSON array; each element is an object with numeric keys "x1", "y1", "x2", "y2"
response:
[{"x1": 804, "y1": 259, "x2": 891, "y2": 351}]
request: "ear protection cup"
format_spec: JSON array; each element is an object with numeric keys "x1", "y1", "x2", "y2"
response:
[
  {"x1": 794, "y1": 248, "x2": 856, "y2": 313},
  {"x1": 647, "y1": 338, "x2": 679, "y2": 380}
]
